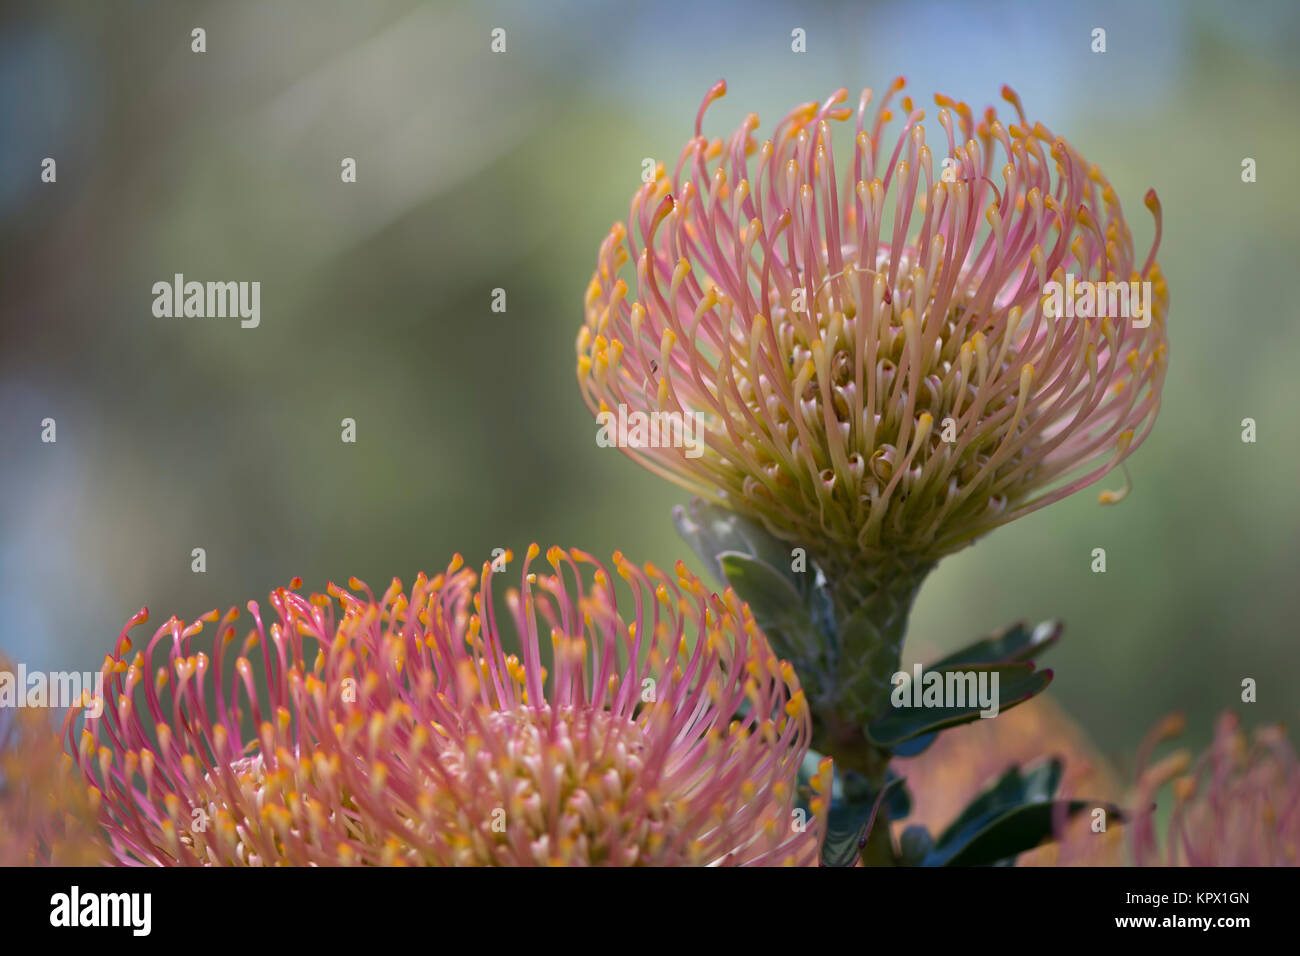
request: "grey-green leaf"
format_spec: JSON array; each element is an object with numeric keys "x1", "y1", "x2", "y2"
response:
[
  {"x1": 929, "y1": 620, "x2": 1063, "y2": 670},
  {"x1": 822, "y1": 772, "x2": 906, "y2": 868},
  {"x1": 864, "y1": 664, "x2": 1053, "y2": 748},
  {"x1": 717, "y1": 551, "x2": 824, "y2": 664},
  {"x1": 672, "y1": 498, "x2": 804, "y2": 595},
  {"x1": 934, "y1": 798, "x2": 1124, "y2": 866}
]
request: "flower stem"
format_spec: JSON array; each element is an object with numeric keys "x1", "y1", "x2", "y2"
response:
[
  {"x1": 811, "y1": 554, "x2": 933, "y2": 866},
  {"x1": 817, "y1": 554, "x2": 931, "y2": 725}
]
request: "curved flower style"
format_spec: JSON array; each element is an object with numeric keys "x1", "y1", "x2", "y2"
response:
[
  {"x1": 577, "y1": 79, "x2": 1168, "y2": 579},
  {"x1": 0, "y1": 660, "x2": 104, "y2": 866},
  {"x1": 1130, "y1": 711, "x2": 1299, "y2": 866},
  {"x1": 69, "y1": 548, "x2": 830, "y2": 866}
]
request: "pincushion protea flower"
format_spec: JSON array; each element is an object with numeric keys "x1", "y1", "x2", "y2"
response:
[
  {"x1": 577, "y1": 78, "x2": 1168, "y2": 720},
  {"x1": 68, "y1": 548, "x2": 830, "y2": 866},
  {"x1": 1130, "y1": 711, "x2": 1299, "y2": 866},
  {"x1": 579, "y1": 77, "x2": 1168, "y2": 569}
]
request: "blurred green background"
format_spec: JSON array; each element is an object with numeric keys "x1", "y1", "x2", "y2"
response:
[{"x1": 2, "y1": 0, "x2": 1297, "y2": 773}]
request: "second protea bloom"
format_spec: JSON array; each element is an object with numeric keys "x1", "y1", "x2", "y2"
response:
[
  {"x1": 578, "y1": 79, "x2": 1168, "y2": 586},
  {"x1": 71, "y1": 548, "x2": 828, "y2": 866},
  {"x1": 1130, "y1": 712, "x2": 1299, "y2": 866}
]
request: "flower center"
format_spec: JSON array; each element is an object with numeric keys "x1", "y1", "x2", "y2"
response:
[{"x1": 429, "y1": 706, "x2": 676, "y2": 866}]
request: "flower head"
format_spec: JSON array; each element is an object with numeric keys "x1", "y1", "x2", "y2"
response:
[
  {"x1": 578, "y1": 79, "x2": 1168, "y2": 570},
  {"x1": 1130, "y1": 711, "x2": 1299, "y2": 866},
  {"x1": 71, "y1": 548, "x2": 829, "y2": 866}
]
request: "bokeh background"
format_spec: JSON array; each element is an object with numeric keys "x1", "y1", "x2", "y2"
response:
[{"x1": 3, "y1": 0, "x2": 1297, "y2": 778}]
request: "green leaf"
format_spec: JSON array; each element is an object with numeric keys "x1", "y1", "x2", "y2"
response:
[
  {"x1": 929, "y1": 620, "x2": 1063, "y2": 670},
  {"x1": 718, "y1": 552, "x2": 824, "y2": 664},
  {"x1": 673, "y1": 498, "x2": 838, "y2": 658},
  {"x1": 935, "y1": 798, "x2": 1124, "y2": 866},
  {"x1": 916, "y1": 758, "x2": 1126, "y2": 866},
  {"x1": 864, "y1": 663, "x2": 1054, "y2": 748},
  {"x1": 795, "y1": 750, "x2": 910, "y2": 821},
  {"x1": 890, "y1": 731, "x2": 938, "y2": 758},
  {"x1": 859, "y1": 621, "x2": 1060, "y2": 757},
  {"x1": 936, "y1": 759, "x2": 1063, "y2": 848},
  {"x1": 898, "y1": 824, "x2": 935, "y2": 865},
  {"x1": 822, "y1": 772, "x2": 906, "y2": 868},
  {"x1": 885, "y1": 769, "x2": 912, "y2": 819},
  {"x1": 672, "y1": 498, "x2": 802, "y2": 595}
]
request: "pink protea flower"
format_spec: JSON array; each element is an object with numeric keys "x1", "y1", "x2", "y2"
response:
[
  {"x1": 577, "y1": 79, "x2": 1168, "y2": 580},
  {"x1": 70, "y1": 547, "x2": 830, "y2": 866},
  {"x1": 1129, "y1": 711, "x2": 1300, "y2": 866}
]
